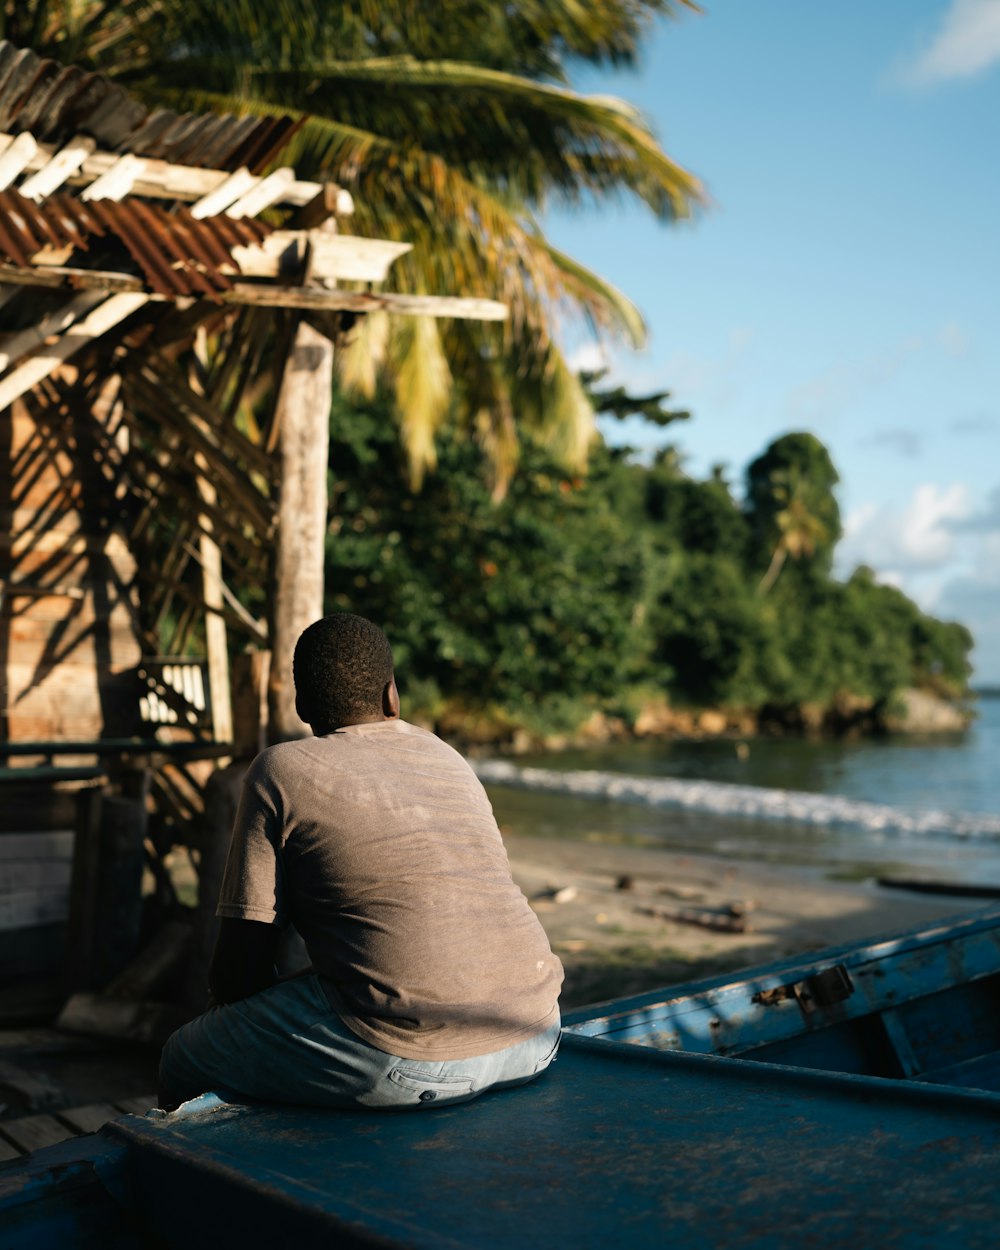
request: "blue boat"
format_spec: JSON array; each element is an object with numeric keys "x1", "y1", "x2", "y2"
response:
[
  {"x1": 564, "y1": 902, "x2": 1000, "y2": 1094},
  {"x1": 3, "y1": 905, "x2": 1000, "y2": 1249}
]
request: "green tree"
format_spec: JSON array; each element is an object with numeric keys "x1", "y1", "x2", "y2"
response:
[
  {"x1": 18, "y1": 0, "x2": 704, "y2": 492},
  {"x1": 324, "y1": 389, "x2": 647, "y2": 729},
  {"x1": 745, "y1": 433, "x2": 842, "y2": 594}
]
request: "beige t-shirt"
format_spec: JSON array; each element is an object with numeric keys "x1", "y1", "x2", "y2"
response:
[{"x1": 217, "y1": 719, "x2": 563, "y2": 1060}]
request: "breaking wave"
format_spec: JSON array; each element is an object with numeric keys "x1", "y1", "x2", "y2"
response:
[{"x1": 473, "y1": 760, "x2": 1000, "y2": 841}]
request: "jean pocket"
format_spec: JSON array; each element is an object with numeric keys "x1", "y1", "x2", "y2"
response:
[{"x1": 387, "y1": 1065, "x2": 475, "y2": 1105}]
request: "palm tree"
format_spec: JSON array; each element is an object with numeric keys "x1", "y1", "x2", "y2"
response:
[
  {"x1": 15, "y1": 0, "x2": 705, "y2": 493},
  {"x1": 756, "y1": 469, "x2": 832, "y2": 595}
]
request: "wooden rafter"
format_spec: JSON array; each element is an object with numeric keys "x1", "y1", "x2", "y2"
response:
[{"x1": 0, "y1": 131, "x2": 352, "y2": 213}]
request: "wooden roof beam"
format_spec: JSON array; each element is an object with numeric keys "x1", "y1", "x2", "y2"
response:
[
  {"x1": 0, "y1": 263, "x2": 507, "y2": 320},
  {"x1": 3, "y1": 131, "x2": 353, "y2": 214}
]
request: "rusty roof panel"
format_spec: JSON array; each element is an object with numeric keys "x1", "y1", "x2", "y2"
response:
[
  {"x1": 0, "y1": 187, "x2": 271, "y2": 297},
  {"x1": 0, "y1": 42, "x2": 302, "y2": 172}
]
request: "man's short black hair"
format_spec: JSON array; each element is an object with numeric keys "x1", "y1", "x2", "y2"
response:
[{"x1": 293, "y1": 613, "x2": 394, "y2": 730}]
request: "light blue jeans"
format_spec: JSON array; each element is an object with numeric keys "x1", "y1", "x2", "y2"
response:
[{"x1": 160, "y1": 973, "x2": 560, "y2": 1111}]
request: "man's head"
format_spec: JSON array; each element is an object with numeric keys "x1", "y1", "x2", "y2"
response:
[{"x1": 293, "y1": 614, "x2": 398, "y2": 733}]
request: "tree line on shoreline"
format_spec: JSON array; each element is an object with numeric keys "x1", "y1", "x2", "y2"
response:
[{"x1": 317, "y1": 386, "x2": 973, "y2": 745}]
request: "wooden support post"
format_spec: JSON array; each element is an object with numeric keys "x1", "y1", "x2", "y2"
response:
[
  {"x1": 66, "y1": 788, "x2": 148, "y2": 991},
  {"x1": 198, "y1": 490, "x2": 234, "y2": 750},
  {"x1": 190, "y1": 330, "x2": 233, "y2": 753},
  {"x1": 184, "y1": 761, "x2": 245, "y2": 1009},
  {"x1": 267, "y1": 319, "x2": 334, "y2": 742}
]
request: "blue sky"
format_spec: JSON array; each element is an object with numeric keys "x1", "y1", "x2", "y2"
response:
[{"x1": 544, "y1": 0, "x2": 1000, "y2": 681}]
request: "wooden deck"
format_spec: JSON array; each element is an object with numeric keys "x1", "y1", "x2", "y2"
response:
[{"x1": 0, "y1": 1026, "x2": 157, "y2": 1161}]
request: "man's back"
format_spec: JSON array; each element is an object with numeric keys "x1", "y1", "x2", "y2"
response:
[{"x1": 219, "y1": 719, "x2": 563, "y2": 1060}]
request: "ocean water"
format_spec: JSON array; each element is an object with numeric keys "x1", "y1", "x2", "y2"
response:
[{"x1": 479, "y1": 696, "x2": 1000, "y2": 883}]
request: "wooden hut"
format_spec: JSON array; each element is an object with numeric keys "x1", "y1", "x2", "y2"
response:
[{"x1": 0, "y1": 40, "x2": 505, "y2": 1022}]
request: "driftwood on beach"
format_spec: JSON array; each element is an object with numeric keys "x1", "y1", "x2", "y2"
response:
[{"x1": 636, "y1": 903, "x2": 752, "y2": 935}]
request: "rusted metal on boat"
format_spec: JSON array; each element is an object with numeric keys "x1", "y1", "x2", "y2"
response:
[{"x1": 565, "y1": 904, "x2": 1000, "y2": 1088}]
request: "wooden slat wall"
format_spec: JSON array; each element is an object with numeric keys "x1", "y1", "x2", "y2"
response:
[{"x1": 1, "y1": 391, "x2": 141, "y2": 742}]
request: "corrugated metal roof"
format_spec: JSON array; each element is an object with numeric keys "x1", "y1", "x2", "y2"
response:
[
  {"x1": 0, "y1": 188, "x2": 271, "y2": 297},
  {"x1": 0, "y1": 42, "x2": 304, "y2": 173}
]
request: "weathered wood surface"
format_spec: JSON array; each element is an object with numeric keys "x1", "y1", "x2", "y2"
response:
[
  {"x1": 268, "y1": 320, "x2": 333, "y2": 742},
  {"x1": 57, "y1": 993, "x2": 188, "y2": 1046},
  {"x1": 230, "y1": 232, "x2": 412, "y2": 283},
  {"x1": 0, "y1": 1093, "x2": 158, "y2": 1157},
  {"x1": 0, "y1": 1113, "x2": 74, "y2": 1153},
  {"x1": 5, "y1": 129, "x2": 351, "y2": 212},
  {"x1": 57, "y1": 1102, "x2": 120, "y2": 1134},
  {"x1": 0, "y1": 262, "x2": 509, "y2": 319},
  {"x1": 2, "y1": 390, "x2": 142, "y2": 743},
  {"x1": 66, "y1": 790, "x2": 146, "y2": 991}
]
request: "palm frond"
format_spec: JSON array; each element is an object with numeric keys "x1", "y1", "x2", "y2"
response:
[
  {"x1": 336, "y1": 310, "x2": 390, "y2": 399},
  {"x1": 390, "y1": 314, "x2": 453, "y2": 489},
  {"x1": 539, "y1": 241, "x2": 646, "y2": 349}
]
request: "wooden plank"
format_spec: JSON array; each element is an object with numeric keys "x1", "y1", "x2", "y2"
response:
[
  {"x1": 224, "y1": 167, "x2": 295, "y2": 219},
  {"x1": 0, "y1": 1114, "x2": 75, "y2": 1153},
  {"x1": 0, "y1": 132, "x2": 37, "y2": 190},
  {"x1": 188, "y1": 166, "x2": 257, "y2": 219},
  {"x1": 65, "y1": 792, "x2": 146, "y2": 992},
  {"x1": 0, "y1": 292, "x2": 148, "y2": 410},
  {"x1": 0, "y1": 1137, "x2": 20, "y2": 1161},
  {"x1": 0, "y1": 859, "x2": 72, "y2": 891},
  {"x1": 80, "y1": 153, "x2": 146, "y2": 202},
  {"x1": 0, "y1": 889, "x2": 70, "y2": 930},
  {"x1": 0, "y1": 832, "x2": 74, "y2": 859},
  {"x1": 58, "y1": 1102, "x2": 120, "y2": 1134},
  {"x1": 0, "y1": 264, "x2": 507, "y2": 320},
  {"x1": 230, "y1": 232, "x2": 411, "y2": 283},
  {"x1": 18, "y1": 135, "x2": 96, "y2": 200},
  {"x1": 0, "y1": 290, "x2": 105, "y2": 371},
  {"x1": 113, "y1": 1094, "x2": 157, "y2": 1116},
  {"x1": 0, "y1": 1057, "x2": 67, "y2": 1110},
  {"x1": 226, "y1": 285, "x2": 508, "y2": 320},
  {"x1": 0, "y1": 263, "x2": 148, "y2": 293},
  {"x1": 58, "y1": 993, "x2": 186, "y2": 1046},
  {"x1": 0, "y1": 1028, "x2": 105, "y2": 1055},
  {"x1": 10, "y1": 133, "x2": 338, "y2": 210}
]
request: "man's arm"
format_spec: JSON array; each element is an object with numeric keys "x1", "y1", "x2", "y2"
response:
[{"x1": 208, "y1": 918, "x2": 282, "y2": 1006}]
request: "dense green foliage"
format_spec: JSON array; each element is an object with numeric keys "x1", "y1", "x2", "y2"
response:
[{"x1": 324, "y1": 402, "x2": 973, "y2": 736}]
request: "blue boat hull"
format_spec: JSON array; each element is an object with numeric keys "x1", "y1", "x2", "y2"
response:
[{"x1": 5, "y1": 907, "x2": 1000, "y2": 1248}]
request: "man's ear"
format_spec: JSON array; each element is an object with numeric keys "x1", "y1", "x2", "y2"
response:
[
  {"x1": 294, "y1": 690, "x2": 312, "y2": 727},
  {"x1": 383, "y1": 678, "x2": 400, "y2": 720}
]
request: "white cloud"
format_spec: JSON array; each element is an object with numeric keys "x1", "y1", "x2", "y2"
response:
[
  {"x1": 839, "y1": 480, "x2": 1000, "y2": 681},
  {"x1": 896, "y1": 0, "x2": 1000, "y2": 86},
  {"x1": 954, "y1": 484, "x2": 1000, "y2": 530},
  {"x1": 566, "y1": 342, "x2": 609, "y2": 375},
  {"x1": 935, "y1": 564, "x2": 1000, "y2": 681},
  {"x1": 838, "y1": 482, "x2": 972, "y2": 575}
]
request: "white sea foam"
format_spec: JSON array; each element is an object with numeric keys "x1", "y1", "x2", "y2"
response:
[{"x1": 473, "y1": 760, "x2": 1000, "y2": 841}]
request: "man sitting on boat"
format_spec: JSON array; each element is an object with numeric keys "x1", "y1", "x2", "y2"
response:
[{"x1": 159, "y1": 612, "x2": 563, "y2": 1110}]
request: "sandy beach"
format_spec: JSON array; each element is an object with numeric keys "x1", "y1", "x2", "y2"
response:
[{"x1": 503, "y1": 831, "x2": 987, "y2": 1010}]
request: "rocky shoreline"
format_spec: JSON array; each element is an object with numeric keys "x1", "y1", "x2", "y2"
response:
[{"x1": 432, "y1": 686, "x2": 973, "y2": 756}]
